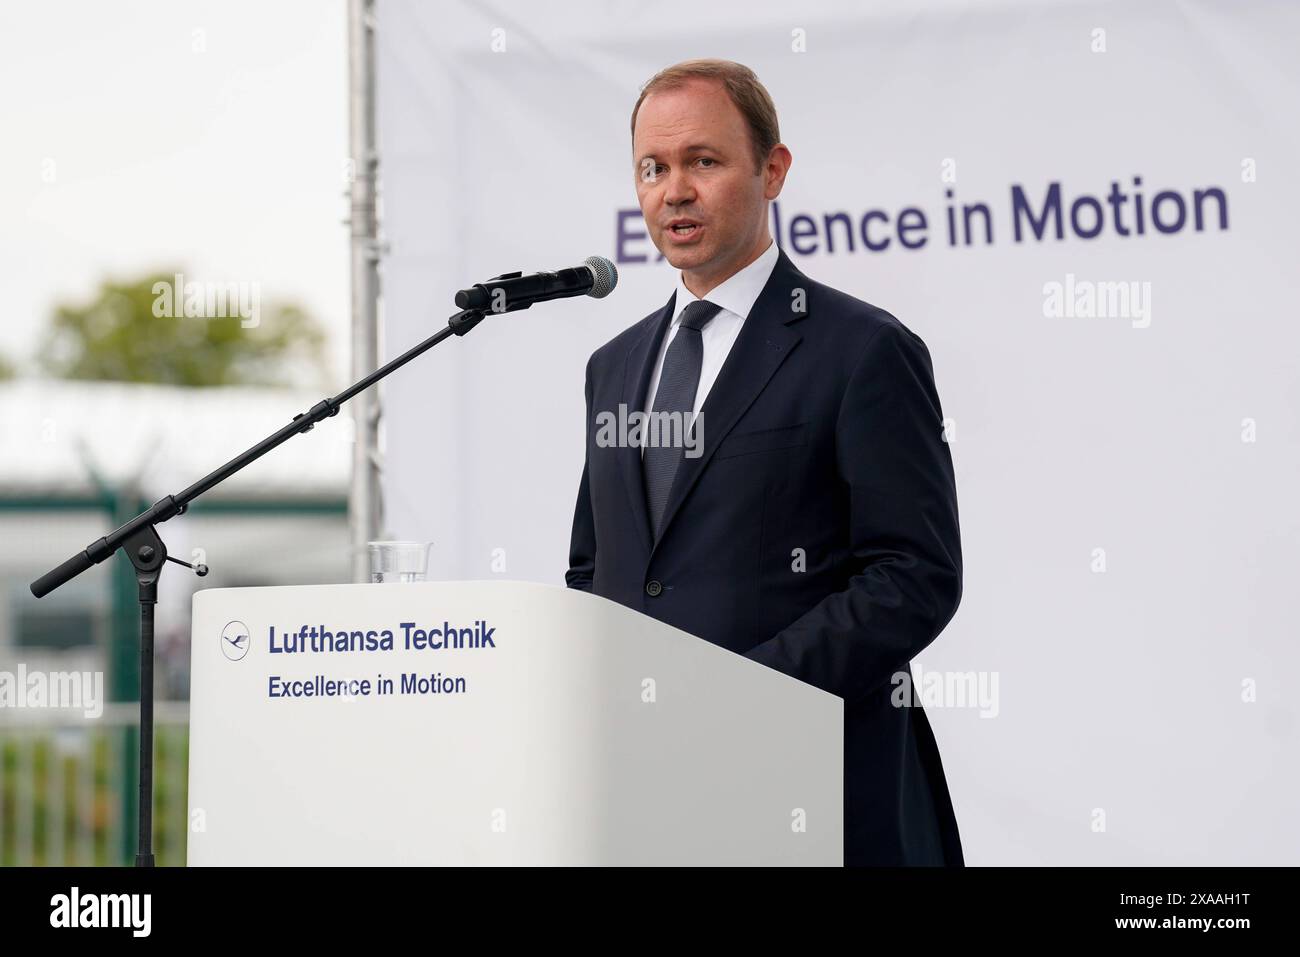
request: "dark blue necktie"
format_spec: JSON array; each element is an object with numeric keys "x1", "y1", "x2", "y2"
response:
[{"x1": 643, "y1": 299, "x2": 722, "y2": 539}]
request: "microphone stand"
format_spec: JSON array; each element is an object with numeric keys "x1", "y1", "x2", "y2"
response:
[{"x1": 29, "y1": 306, "x2": 489, "y2": 866}]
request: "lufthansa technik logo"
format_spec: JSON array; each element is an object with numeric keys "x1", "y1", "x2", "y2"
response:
[{"x1": 221, "y1": 620, "x2": 251, "y2": 661}]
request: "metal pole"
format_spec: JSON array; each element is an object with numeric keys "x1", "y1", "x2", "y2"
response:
[
  {"x1": 348, "y1": 0, "x2": 382, "y2": 581},
  {"x1": 135, "y1": 593, "x2": 155, "y2": 866}
]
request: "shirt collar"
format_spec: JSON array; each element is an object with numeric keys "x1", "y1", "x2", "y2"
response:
[{"x1": 670, "y1": 239, "x2": 779, "y2": 326}]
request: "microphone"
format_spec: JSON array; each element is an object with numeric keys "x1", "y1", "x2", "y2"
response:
[{"x1": 454, "y1": 256, "x2": 618, "y2": 312}]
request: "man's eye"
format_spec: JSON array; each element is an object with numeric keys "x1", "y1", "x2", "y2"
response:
[{"x1": 696, "y1": 157, "x2": 716, "y2": 168}]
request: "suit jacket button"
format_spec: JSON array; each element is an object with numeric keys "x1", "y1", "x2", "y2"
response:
[{"x1": 645, "y1": 579, "x2": 663, "y2": 597}]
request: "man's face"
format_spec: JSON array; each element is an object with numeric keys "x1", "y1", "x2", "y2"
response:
[{"x1": 633, "y1": 79, "x2": 785, "y2": 292}]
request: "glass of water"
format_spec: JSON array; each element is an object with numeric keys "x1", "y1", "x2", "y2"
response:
[{"x1": 367, "y1": 541, "x2": 430, "y2": 583}]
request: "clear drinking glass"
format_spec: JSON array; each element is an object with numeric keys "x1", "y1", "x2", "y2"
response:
[{"x1": 367, "y1": 541, "x2": 430, "y2": 583}]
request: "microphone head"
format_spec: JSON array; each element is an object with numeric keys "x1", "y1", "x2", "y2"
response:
[{"x1": 583, "y1": 256, "x2": 618, "y2": 299}]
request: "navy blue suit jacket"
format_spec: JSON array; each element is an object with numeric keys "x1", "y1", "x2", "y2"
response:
[{"x1": 566, "y1": 248, "x2": 964, "y2": 866}]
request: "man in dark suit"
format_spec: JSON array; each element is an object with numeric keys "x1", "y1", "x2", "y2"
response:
[{"x1": 566, "y1": 59, "x2": 964, "y2": 866}]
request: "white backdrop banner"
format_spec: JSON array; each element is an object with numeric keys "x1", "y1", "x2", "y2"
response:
[{"x1": 375, "y1": 0, "x2": 1300, "y2": 864}]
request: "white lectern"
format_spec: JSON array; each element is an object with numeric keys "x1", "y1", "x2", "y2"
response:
[{"x1": 188, "y1": 581, "x2": 842, "y2": 865}]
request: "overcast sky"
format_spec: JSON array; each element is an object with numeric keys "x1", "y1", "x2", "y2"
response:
[{"x1": 0, "y1": 0, "x2": 350, "y2": 381}]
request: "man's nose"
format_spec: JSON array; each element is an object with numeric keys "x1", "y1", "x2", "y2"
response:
[{"x1": 663, "y1": 167, "x2": 696, "y2": 206}]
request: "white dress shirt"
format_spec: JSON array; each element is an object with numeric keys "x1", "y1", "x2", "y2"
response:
[{"x1": 642, "y1": 239, "x2": 780, "y2": 424}]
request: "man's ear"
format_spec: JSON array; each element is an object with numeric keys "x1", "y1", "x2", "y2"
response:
[{"x1": 764, "y1": 144, "x2": 793, "y2": 200}]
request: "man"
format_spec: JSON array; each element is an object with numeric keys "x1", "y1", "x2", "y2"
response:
[{"x1": 566, "y1": 59, "x2": 964, "y2": 866}]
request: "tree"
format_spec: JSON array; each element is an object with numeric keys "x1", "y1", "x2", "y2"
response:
[{"x1": 37, "y1": 272, "x2": 332, "y2": 388}]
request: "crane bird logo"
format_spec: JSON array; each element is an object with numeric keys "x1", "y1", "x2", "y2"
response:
[{"x1": 221, "y1": 620, "x2": 251, "y2": 661}]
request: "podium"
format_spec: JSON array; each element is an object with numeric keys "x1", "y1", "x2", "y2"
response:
[{"x1": 188, "y1": 580, "x2": 842, "y2": 865}]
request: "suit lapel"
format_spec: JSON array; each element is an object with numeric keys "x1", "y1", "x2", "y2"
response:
[
  {"x1": 651, "y1": 250, "x2": 808, "y2": 550},
  {"x1": 617, "y1": 291, "x2": 677, "y2": 555}
]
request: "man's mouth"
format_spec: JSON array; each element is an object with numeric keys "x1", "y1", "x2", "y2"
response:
[{"x1": 667, "y1": 220, "x2": 702, "y2": 239}]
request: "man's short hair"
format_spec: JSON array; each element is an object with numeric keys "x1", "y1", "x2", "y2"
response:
[{"x1": 630, "y1": 58, "x2": 780, "y2": 175}]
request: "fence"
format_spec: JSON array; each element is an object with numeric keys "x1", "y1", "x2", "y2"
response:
[{"x1": 0, "y1": 702, "x2": 189, "y2": 867}]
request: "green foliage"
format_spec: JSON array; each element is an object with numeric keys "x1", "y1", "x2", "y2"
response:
[
  {"x1": 1, "y1": 725, "x2": 190, "y2": 867},
  {"x1": 37, "y1": 272, "x2": 332, "y2": 388}
]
